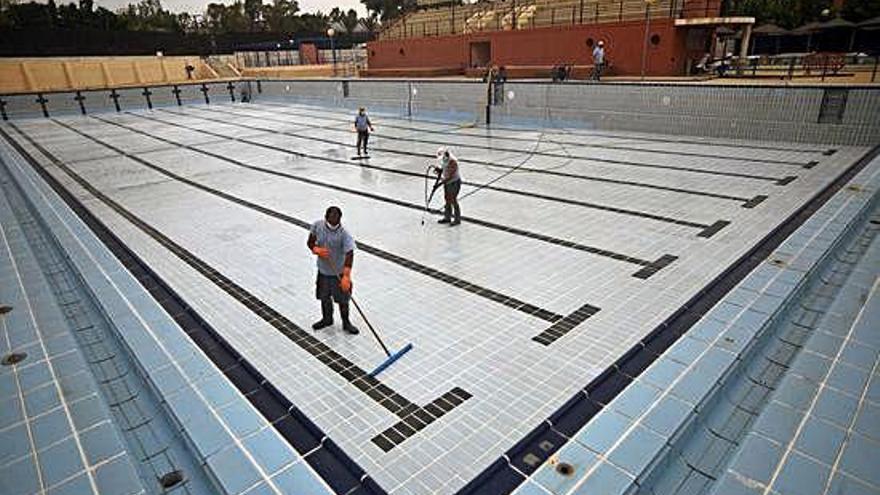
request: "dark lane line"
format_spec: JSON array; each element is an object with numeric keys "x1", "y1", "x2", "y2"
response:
[
  {"x1": 50, "y1": 119, "x2": 578, "y2": 322},
  {"x1": 254, "y1": 100, "x2": 828, "y2": 162},
  {"x1": 6, "y1": 121, "x2": 472, "y2": 453},
  {"x1": 0, "y1": 125, "x2": 386, "y2": 495},
  {"x1": 84, "y1": 114, "x2": 683, "y2": 271},
  {"x1": 115, "y1": 110, "x2": 728, "y2": 242},
  {"x1": 246, "y1": 102, "x2": 814, "y2": 169},
  {"x1": 205, "y1": 105, "x2": 798, "y2": 184},
  {"x1": 172, "y1": 106, "x2": 767, "y2": 208}
]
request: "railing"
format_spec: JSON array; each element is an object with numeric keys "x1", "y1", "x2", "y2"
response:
[{"x1": 376, "y1": 0, "x2": 715, "y2": 40}]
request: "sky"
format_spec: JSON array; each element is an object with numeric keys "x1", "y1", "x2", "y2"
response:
[{"x1": 92, "y1": 0, "x2": 368, "y2": 16}]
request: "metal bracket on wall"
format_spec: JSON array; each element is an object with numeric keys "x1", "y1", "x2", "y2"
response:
[{"x1": 74, "y1": 91, "x2": 86, "y2": 115}]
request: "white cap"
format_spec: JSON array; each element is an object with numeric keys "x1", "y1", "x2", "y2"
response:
[
  {"x1": 597, "y1": 40, "x2": 604, "y2": 46},
  {"x1": 436, "y1": 146, "x2": 448, "y2": 158}
]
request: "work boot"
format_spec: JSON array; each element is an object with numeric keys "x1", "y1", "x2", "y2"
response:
[
  {"x1": 438, "y1": 205, "x2": 452, "y2": 224},
  {"x1": 312, "y1": 300, "x2": 333, "y2": 330},
  {"x1": 450, "y1": 203, "x2": 461, "y2": 226},
  {"x1": 312, "y1": 319, "x2": 333, "y2": 330},
  {"x1": 340, "y1": 303, "x2": 359, "y2": 334}
]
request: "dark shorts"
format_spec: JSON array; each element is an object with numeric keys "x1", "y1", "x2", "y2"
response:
[
  {"x1": 316, "y1": 273, "x2": 350, "y2": 304},
  {"x1": 444, "y1": 179, "x2": 461, "y2": 199},
  {"x1": 356, "y1": 130, "x2": 370, "y2": 150}
]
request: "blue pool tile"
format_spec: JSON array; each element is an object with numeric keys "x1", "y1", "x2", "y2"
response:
[
  {"x1": 47, "y1": 473, "x2": 92, "y2": 495},
  {"x1": 789, "y1": 351, "x2": 832, "y2": 383},
  {"x1": 687, "y1": 318, "x2": 726, "y2": 343},
  {"x1": 80, "y1": 421, "x2": 126, "y2": 466},
  {"x1": 838, "y1": 433, "x2": 880, "y2": 487},
  {"x1": 24, "y1": 383, "x2": 61, "y2": 416},
  {"x1": 728, "y1": 433, "x2": 783, "y2": 485},
  {"x1": 195, "y1": 375, "x2": 241, "y2": 411},
  {"x1": 0, "y1": 396, "x2": 24, "y2": 429},
  {"x1": 183, "y1": 408, "x2": 233, "y2": 459},
  {"x1": 50, "y1": 351, "x2": 87, "y2": 378},
  {"x1": 771, "y1": 451, "x2": 830, "y2": 495},
  {"x1": 0, "y1": 454, "x2": 41, "y2": 495},
  {"x1": 57, "y1": 372, "x2": 96, "y2": 403},
  {"x1": 803, "y1": 331, "x2": 843, "y2": 359},
  {"x1": 18, "y1": 362, "x2": 52, "y2": 391},
  {"x1": 607, "y1": 424, "x2": 666, "y2": 476},
  {"x1": 666, "y1": 337, "x2": 708, "y2": 366},
  {"x1": 839, "y1": 340, "x2": 874, "y2": 371},
  {"x1": 68, "y1": 394, "x2": 107, "y2": 431},
  {"x1": 514, "y1": 480, "x2": 553, "y2": 495},
  {"x1": 826, "y1": 363, "x2": 870, "y2": 396},
  {"x1": 0, "y1": 372, "x2": 16, "y2": 400},
  {"x1": 813, "y1": 388, "x2": 859, "y2": 428},
  {"x1": 569, "y1": 461, "x2": 634, "y2": 495},
  {"x1": 218, "y1": 399, "x2": 266, "y2": 439},
  {"x1": 38, "y1": 438, "x2": 85, "y2": 487},
  {"x1": 793, "y1": 416, "x2": 845, "y2": 465},
  {"x1": 610, "y1": 380, "x2": 661, "y2": 420},
  {"x1": 531, "y1": 442, "x2": 599, "y2": 495},
  {"x1": 94, "y1": 455, "x2": 143, "y2": 495},
  {"x1": 641, "y1": 395, "x2": 693, "y2": 439},
  {"x1": 853, "y1": 401, "x2": 879, "y2": 441},
  {"x1": 242, "y1": 427, "x2": 298, "y2": 476},
  {"x1": 207, "y1": 445, "x2": 262, "y2": 495},
  {"x1": 752, "y1": 402, "x2": 804, "y2": 444},
  {"x1": 32, "y1": 406, "x2": 72, "y2": 450},
  {"x1": 273, "y1": 461, "x2": 332, "y2": 494},
  {"x1": 640, "y1": 358, "x2": 687, "y2": 390},
  {"x1": 0, "y1": 422, "x2": 31, "y2": 466},
  {"x1": 712, "y1": 474, "x2": 763, "y2": 495},
  {"x1": 242, "y1": 481, "x2": 276, "y2": 495},
  {"x1": 574, "y1": 409, "x2": 632, "y2": 455},
  {"x1": 774, "y1": 374, "x2": 819, "y2": 412},
  {"x1": 826, "y1": 471, "x2": 877, "y2": 495}
]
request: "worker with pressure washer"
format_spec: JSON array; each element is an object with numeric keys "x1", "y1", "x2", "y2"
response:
[
  {"x1": 435, "y1": 147, "x2": 462, "y2": 226},
  {"x1": 308, "y1": 206, "x2": 359, "y2": 334}
]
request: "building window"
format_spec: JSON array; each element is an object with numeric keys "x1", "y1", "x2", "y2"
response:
[
  {"x1": 399, "y1": 48, "x2": 405, "y2": 55},
  {"x1": 650, "y1": 34, "x2": 661, "y2": 46},
  {"x1": 585, "y1": 38, "x2": 594, "y2": 48}
]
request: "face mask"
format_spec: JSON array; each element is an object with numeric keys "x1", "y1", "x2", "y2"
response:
[
  {"x1": 325, "y1": 220, "x2": 340, "y2": 231},
  {"x1": 439, "y1": 155, "x2": 449, "y2": 167}
]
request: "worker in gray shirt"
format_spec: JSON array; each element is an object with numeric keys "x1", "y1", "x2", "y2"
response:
[
  {"x1": 354, "y1": 107, "x2": 375, "y2": 157},
  {"x1": 591, "y1": 40, "x2": 606, "y2": 81},
  {"x1": 307, "y1": 206, "x2": 359, "y2": 334},
  {"x1": 434, "y1": 147, "x2": 462, "y2": 226}
]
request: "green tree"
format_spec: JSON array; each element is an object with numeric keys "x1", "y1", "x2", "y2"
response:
[{"x1": 360, "y1": 0, "x2": 416, "y2": 22}]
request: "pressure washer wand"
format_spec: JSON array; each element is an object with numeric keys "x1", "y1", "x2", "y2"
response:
[{"x1": 421, "y1": 164, "x2": 443, "y2": 226}]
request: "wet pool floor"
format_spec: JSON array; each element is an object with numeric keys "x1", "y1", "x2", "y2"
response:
[{"x1": 1, "y1": 101, "x2": 869, "y2": 493}]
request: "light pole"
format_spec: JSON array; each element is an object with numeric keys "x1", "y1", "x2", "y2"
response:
[
  {"x1": 640, "y1": 0, "x2": 655, "y2": 80},
  {"x1": 327, "y1": 28, "x2": 337, "y2": 76}
]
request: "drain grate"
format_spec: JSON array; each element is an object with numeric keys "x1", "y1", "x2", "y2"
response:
[
  {"x1": 159, "y1": 470, "x2": 185, "y2": 489},
  {"x1": 1, "y1": 352, "x2": 27, "y2": 366},
  {"x1": 555, "y1": 463, "x2": 574, "y2": 476}
]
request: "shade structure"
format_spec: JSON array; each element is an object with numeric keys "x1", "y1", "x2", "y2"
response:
[{"x1": 753, "y1": 23, "x2": 788, "y2": 35}]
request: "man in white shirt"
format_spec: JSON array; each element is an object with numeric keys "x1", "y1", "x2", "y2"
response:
[{"x1": 434, "y1": 147, "x2": 462, "y2": 226}]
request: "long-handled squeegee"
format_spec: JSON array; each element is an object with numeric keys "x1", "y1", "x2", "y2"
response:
[{"x1": 326, "y1": 257, "x2": 412, "y2": 377}]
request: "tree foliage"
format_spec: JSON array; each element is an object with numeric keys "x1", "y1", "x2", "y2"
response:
[{"x1": 0, "y1": 0, "x2": 375, "y2": 35}]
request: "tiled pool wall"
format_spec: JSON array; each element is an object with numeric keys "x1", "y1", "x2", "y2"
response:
[{"x1": 4, "y1": 80, "x2": 879, "y2": 146}]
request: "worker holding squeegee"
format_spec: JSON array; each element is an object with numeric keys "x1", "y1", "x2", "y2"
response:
[
  {"x1": 307, "y1": 205, "x2": 414, "y2": 377},
  {"x1": 308, "y1": 206, "x2": 359, "y2": 335}
]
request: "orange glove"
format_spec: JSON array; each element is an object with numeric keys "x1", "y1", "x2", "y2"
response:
[
  {"x1": 312, "y1": 246, "x2": 330, "y2": 259},
  {"x1": 340, "y1": 267, "x2": 352, "y2": 293}
]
